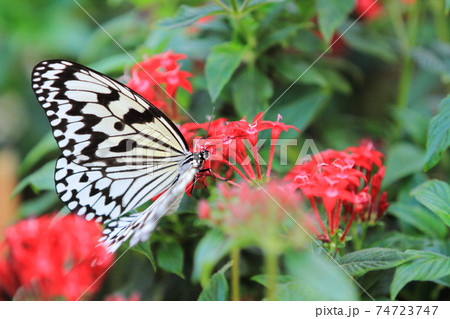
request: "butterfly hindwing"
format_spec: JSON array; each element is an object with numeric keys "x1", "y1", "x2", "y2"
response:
[
  {"x1": 101, "y1": 165, "x2": 198, "y2": 252},
  {"x1": 32, "y1": 60, "x2": 194, "y2": 236}
]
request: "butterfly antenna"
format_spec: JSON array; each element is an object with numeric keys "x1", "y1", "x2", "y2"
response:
[{"x1": 205, "y1": 106, "x2": 215, "y2": 138}]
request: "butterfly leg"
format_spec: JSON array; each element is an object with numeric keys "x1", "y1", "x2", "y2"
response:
[{"x1": 199, "y1": 168, "x2": 230, "y2": 181}]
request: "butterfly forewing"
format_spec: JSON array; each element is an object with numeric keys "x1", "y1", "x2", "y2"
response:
[{"x1": 32, "y1": 60, "x2": 195, "y2": 250}]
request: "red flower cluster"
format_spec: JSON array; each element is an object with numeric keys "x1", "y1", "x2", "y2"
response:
[
  {"x1": 126, "y1": 51, "x2": 193, "y2": 120},
  {"x1": 198, "y1": 180, "x2": 310, "y2": 250},
  {"x1": 355, "y1": 0, "x2": 384, "y2": 20},
  {"x1": 355, "y1": 0, "x2": 416, "y2": 20},
  {"x1": 180, "y1": 112, "x2": 299, "y2": 184},
  {"x1": 0, "y1": 214, "x2": 113, "y2": 300},
  {"x1": 284, "y1": 140, "x2": 388, "y2": 242}
]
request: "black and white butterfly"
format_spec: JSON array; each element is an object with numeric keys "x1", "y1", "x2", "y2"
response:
[{"x1": 32, "y1": 60, "x2": 209, "y2": 253}]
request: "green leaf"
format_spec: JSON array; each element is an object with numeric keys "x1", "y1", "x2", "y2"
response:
[
  {"x1": 131, "y1": 241, "x2": 157, "y2": 272},
  {"x1": 19, "y1": 191, "x2": 60, "y2": 218},
  {"x1": 424, "y1": 95, "x2": 450, "y2": 171},
  {"x1": 205, "y1": 42, "x2": 246, "y2": 102},
  {"x1": 277, "y1": 59, "x2": 328, "y2": 87},
  {"x1": 391, "y1": 250, "x2": 450, "y2": 300},
  {"x1": 158, "y1": 4, "x2": 224, "y2": 28},
  {"x1": 383, "y1": 143, "x2": 425, "y2": 187},
  {"x1": 252, "y1": 275, "x2": 313, "y2": 300},
  {"x1": 319, "y1": 68, "x2": 352, "y2": 94},
  {"x1": 258, "y1": 24, "x2": 308, "y2": 53},
  {"x1": 12, "y1": 160, "x2": 56, "y2": 197},
  {"x1": 19, "y1": 132, "x2": 58, "y2": 176},
  {"x1": 267, "y1": 90, "x2": 329, "y2": 133},
  {"x1": 157, "y1": 242, "x2": 184, "y2": 278},
  {"x1": 446, "y1": 0, "x2": 450, "y2": 15},
  {"x1": 316, "y1": 0, "x2": 355, "y2": 44},
  {"x1": 342, "y1": 23, "x2": 396, "y2": 62},
  {"x1": 232, "y1": 67, "x2": 273, "y2": 119},
  {"x1": 369, "y1": 232, "x2": 449, "y2": 255},
  {"x1": 389, "y1": 202, "x2": 448, "y2": 239},
  {"x1": 192, "y1": 229, "x2": 232, "y2": 285},
  {"x1": 285, "y1": 251, "x2": 358, "y2": 301},
  {"x1": 88, "y1": 54, "x2": 132, "y2": 74},
  {"x1": 244, "y1": 0, "x2": 284, "y2": 12},
  {"x1": 251, "y1": 274, "x2": 294, "y2": 286},
  {"x1": 411, "y1": 47, "x2": 450, "y2": 77},
  {"x1": 337, "y1": 248, "x2": 418, "y2": 277},
  {"x1": 198, "y1": 262, "x2": 231, "y2": 301},
  {"x1": 411, "y1": 180, "x2": 450, "y2": 227},
  {"x1": 433, "y1": 275, "x2": 450, "y2": 287},
  {"x1": 395, "y1": 108, "x2": 430, "y2": 146}
]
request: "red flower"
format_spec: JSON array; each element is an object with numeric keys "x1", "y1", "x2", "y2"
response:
[
  {"x1": 197, "y1": 180, "x2": 310, "y2": 250},
  {"x1": 181, "y1": 113, "x2": 300, "y2": 184},
  {"x1": 198, "y1": 199, "x2": 211, "y2": 219},
  {"x1": 285, "y1": 141, "x2": 388, "y2": 243},
  {"x1": 126, "y1": 51, "x2": 193, "y2": 120},
  {"x1": 0, "y1": 214, "x2": 113, "y2": 300},
  {"x1": 355, "y1": 0, "x2": 384, "y2": 20},
  {"x1": 355, "y1": 0, "x2": 416, "y2": 21}
]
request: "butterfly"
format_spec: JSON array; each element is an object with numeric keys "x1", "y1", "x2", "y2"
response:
[{"x1": 31, "y1": 60, "x2": 209, "y2": 253}]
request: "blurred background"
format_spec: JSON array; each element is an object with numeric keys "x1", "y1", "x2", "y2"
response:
[{"x1": 0, "y1": 0, "x2": 448, "y2": 300}]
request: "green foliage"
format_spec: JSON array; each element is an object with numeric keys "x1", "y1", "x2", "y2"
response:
[
  {"x1": 158, "y1": 4, "x2": 225, "y2": 28},
  {"x1": 284, "y1": 251, "x2": 358, "y2": 301},
  {"x1": 19, "y1": 132, "x2": 58, "y2": 176},
  {"x1": 412, "y1": 180, "x2": 450, "y2": 227},
  {"x1": 391, "y1": 251, "x2": 450, "y2": 300},
  {"x1": 6, "y1": 0, "x2": 450, "y2": 302},
  {"x1": 252, "y1": 275, "x2": 312, "y2": 301},
  {"x1": 389, "y1": 202, "x2": 448, "y2": 239},
  {"x1": 157, "y1": 242, "x2": 185, "y2": 278},
  {"x1": 383, "y1": 143, "x2": 425, "y2": 188},
  {"x1": 192, "y1": 229, "x2": 232, "y2": 286},
  {"x1": 337, "y1": 248, "x2": 418, "y2": 277},
  {"x1": 266, "y1": 90, "x2": 330, "y2": 133},
  {"x1": 12, "y1": 161, "x2": 56, "y2": 197},
  {"x1": 316, "y1": 0, "x2": 354, "y2": 44},
  {"x1": 205, "y1": 42, "x2": 247, "y2": 102},
  {"x1": 130, "y1": 241, "x2": 157, "y2": 272},
  {"x1": 232, "y1": 66, "x2": 273, "y2": 119},
  {"x1": 198, "y1": 262, "x2": 231, "y2": 301},
  {"x1": 424, "y1": 95, "x2": 450, "y2": 171}
]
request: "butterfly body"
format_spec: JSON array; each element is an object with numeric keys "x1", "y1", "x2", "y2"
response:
[{"x1": 32, "y1": 60, "x2": 205, "y2": 252}]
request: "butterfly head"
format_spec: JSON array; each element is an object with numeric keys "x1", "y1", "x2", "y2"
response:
[
  {"x1": 199, "y1": 149, "x2": 210, "y2": 161},
  {"x1": 192, "y1": 149, "x2": 210, "y2": 169}
]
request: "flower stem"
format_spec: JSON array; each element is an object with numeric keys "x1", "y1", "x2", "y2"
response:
[
  {"x1": 231, "y1": 247, "x2": 240, "y2": 301},
  {"x1": 351, "y1": 223, "x2": 362, "y2": 251},
  {"x1": 251, "y1": 144, "x2": 262, "y2": 180},
  {"x1": 430, "y1": 0, "x2": 448, "y2": 42},
  {"x1": 213, "y1": 0, "x2": 231, "y2": 12},
  {"x1": 309, "y1": 198, "x2": 327, "y2": 235},
  {"x1": 266, "y1": 143, "x2": 276, "y2": 177},
  {"x1": 230, "y1": 0, "x2": 239, "y2": 13},
  {"x1": 240, "y1": 0, "x2": 250, "y2": 12},
  {"x1": 360, "y1": 222, "x2": 368, "y2": 249},
  {"x1": 221, "y1": 159, "x2": 251, "y2": 183},
  {"x1": 264, "y1": 252, "x2": 278, "y2": 301},
  {"x1": 341, "y1": 210, "x2": 358, "y2": 242},
  {"x1": 397, "y1": 0, "x2": 421, "y2": 109}
]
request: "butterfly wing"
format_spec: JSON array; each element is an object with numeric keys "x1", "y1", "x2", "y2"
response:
[
  {"x1": 102, "y1": 166, "x2": 199, "y2": 252},
  {"x1": 32, "y1": 60, "x2": 192, "y2": 229}
]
